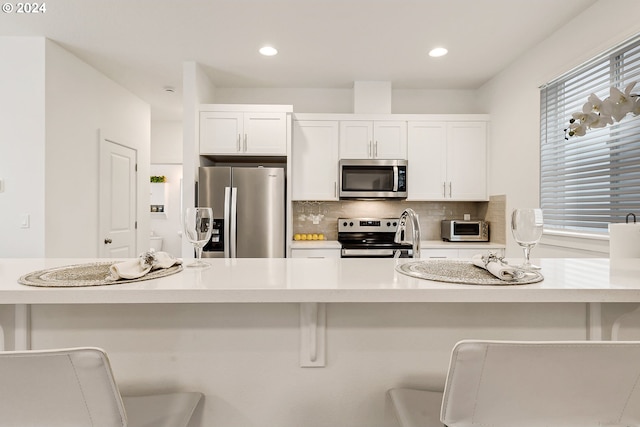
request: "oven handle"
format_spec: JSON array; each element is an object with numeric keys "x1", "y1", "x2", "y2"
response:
[
  {"x1": 393, "y1": 166, "x2": 398, "y2": 192},
  {"x1": 341, "y1": 248, "x2": 412, "y2": 257}
]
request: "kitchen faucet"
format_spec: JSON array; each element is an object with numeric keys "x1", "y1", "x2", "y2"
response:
[{"x1": 394, "y1": 208, "x2": 421, "y2": 258}]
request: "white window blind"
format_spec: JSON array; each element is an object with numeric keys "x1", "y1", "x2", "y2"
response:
[{"x1": 540, "y1": 36, "x2": 640, "y2": 233}]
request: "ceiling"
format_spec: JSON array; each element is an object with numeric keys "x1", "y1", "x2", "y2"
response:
[{"x1": 1, "y1": 0, "x2": 598, "y2": 120}]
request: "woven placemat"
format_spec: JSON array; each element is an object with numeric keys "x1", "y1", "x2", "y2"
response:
[
  {"x1": 396, "y1": 259, "x2": 543, "y2": 286},
  {"x1": 18, "y1": 261, "x2": 183, "y2": 287}
]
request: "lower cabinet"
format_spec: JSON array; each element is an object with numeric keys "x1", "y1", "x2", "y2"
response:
[
  {"x1": 291, "y1": 248, "x2": 341, "y2": 258},
  {"x1": 420, "y1": 248, "x2": 505, "y2": 259}
]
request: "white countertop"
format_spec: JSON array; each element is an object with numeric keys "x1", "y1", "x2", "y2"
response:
[{"x1": 1, "y1": 258, "x2": 639, "y2": 304}]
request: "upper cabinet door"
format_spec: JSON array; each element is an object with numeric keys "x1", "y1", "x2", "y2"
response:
[
  {"x1": 200, "y1": 112, "x2": 244, "y2": 154},
  {"x1": 199, "y1": 111, "x2": 287, "y2": 155},
  {"x1": 339, "y1": 120, "x2": 407, "y2": 159},
  {"x1": 339, "y1": 121, "x2": 373, "y2": 159},
  {"x1": 373, "y1": 121, "x2": 407, "y2": 159},
  {"x1": 244, "y1": 112, "x2": 287, "y2": 155},
  {"x1": 407, "y1": 120, "x2": 488, "y2": 201},
  {"x1": 407, "y1": 122, "x2": 447, "y2": 200},
  {"x1": 446, "y1": 122, "x2": 487, "y2": 200},
  {"x1": 292, "y1": 120, "x2": 339, "y2": 201}
]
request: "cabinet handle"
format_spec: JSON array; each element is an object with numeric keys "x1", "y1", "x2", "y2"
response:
[
  {"x1": 244, "y1": 134, "x2": 247, "y2": 152},
  {"x1": 334, "y1": 182, "x2": 337, "y2": 198},
  {"x1": 374, "y1": 141, "x2": 378, "y2": 157},
  {"x1": 237, "y1": 134, "x2": 241, "y2": 152},
  {"x1": 368, "y1": 141, "x2": 372, "y2": 158},
  {"x1": 104, "y1": 238, "x2": 112, "y2": 244},
  {"x1": 443, "y1": 182, "x2": 446, "y2": 197},
  {"x1": 449, "y1": 182, "x2": 452, "y2": 198}
]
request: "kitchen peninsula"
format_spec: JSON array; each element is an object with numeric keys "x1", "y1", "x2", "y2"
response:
[
  {"x1": 1, "y1": 257, "x2": 639, "y2": 427},
  {"x1": 2, "y1": 257, "x2": 639, "y2": 304}
]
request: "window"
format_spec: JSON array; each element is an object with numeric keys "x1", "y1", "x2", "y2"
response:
[{"x1": 540, "y1": 36, "x2": 640, "y2": 234}]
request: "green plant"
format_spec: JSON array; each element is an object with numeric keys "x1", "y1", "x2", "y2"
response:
[{"x1": 150, "y1": 176, "x2": 166, "y2": 183}]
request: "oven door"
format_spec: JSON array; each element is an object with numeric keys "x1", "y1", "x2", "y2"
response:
[{"x1": 339, "y1": 159, "x2": 407, "y2": 199}]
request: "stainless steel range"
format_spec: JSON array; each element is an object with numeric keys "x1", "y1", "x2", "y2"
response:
[{"x1": 338, "y1": 217, "x2": 414, "y2": 258}]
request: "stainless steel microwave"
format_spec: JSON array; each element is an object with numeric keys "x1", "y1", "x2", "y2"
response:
[
  {"x1": 441, "y1": 220, "x2": 489, "y2": 242},
  {"x1": 339, "y1": 159, "x2": 407, "y2": 199}
]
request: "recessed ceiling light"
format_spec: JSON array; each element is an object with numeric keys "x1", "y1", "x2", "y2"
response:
[
  {"x1": 259, "y1": 46, "x2": 278, "y2": 56},
  {"x1": 429, "y1": 47, "x2": 448, "y2": 58}
]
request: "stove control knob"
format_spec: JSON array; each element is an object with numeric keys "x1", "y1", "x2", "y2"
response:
[
  {"x1": 342, "y1": 221, "x2": 348, "y2": 227},
  {"x1": 386, "y1": 221, "x2": 391, "y2": 227},
  {"x1": 349, "y1": 222, "x2": 354, "y2": 227},
  {"x1": 392, "y1": 221, "x2": 397, "y2": 227}
]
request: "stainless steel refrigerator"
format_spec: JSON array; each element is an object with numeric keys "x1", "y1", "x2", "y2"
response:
[{"x1": 198, "y1": 166, "x2": 285, "y2": 258}]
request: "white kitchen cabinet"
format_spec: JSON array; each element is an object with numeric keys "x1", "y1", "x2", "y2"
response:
[
  {"x1": 420, "y1": 247, "x2": 504, "y2": 259},
  {"x1": 291, "y1": 248, "x2": 341, "y2": 258},
  {"x1": 408, "y1": 121, "x2": 487, "y2": 201},
  {"x1": 339, "y1": 121, "x2": 407, "y2": 159},
  {"x1": 292, "y1": 120, "x2": 339, "y2": 200},
  {"x1": 200, "y1": 111, "x2": 287, "y2": 155}
]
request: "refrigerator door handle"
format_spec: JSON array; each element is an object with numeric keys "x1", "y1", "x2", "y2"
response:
[
  {"x1": 223, "y1": 187, "x2": 231, "y2": 258},
  {"x1": 229, "y1": 187, "x2": 238, "y2": 258}
]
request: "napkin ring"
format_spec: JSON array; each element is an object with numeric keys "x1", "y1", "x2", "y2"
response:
[
  {"x1": 140, "y1": 249, "x2": 157, "y2": 268},
  {"x1": 481, "y1": 252, "x2": 506, "y2": 268}
]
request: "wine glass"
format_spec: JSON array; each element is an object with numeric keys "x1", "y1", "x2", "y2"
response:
[
  {"x1": 183, "y1": 207, "x2": 213, "y2": 268},
  {"x1": 511, "y1": 208, "x2": 544, "y2": 270}
]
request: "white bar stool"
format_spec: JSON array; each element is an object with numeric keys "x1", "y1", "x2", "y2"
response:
[
  {"x1": 389, "y1": 340, "x2": 640, "y2": 427},
  {"x1": 0, "y1": 347, "x2": 203, "y2": 427}
]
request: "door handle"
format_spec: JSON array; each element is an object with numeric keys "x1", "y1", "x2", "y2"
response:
[{"x1": 104, "y1": 238, "x2": 112, "y2": 244}]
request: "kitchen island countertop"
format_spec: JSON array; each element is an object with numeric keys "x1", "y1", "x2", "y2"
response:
[{"x1": 1, "y1": 257, "x2": 639, "y2": 304}]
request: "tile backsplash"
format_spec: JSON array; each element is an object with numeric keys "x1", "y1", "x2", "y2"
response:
[{"x1": 293, "y1": 194, "x2": 506, "y2": 243}]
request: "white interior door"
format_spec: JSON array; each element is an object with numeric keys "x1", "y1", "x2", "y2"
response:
[{"x1": 99, "y1": 132, "x2": 137, "y2": 258}]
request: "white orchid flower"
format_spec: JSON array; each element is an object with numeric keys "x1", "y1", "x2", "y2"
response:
[
  {"x1": 566, "y1": 81, "x2": 639, "y2": 138},
  {"x1": 632, "y1": 97, "x2": 640, "y2": 116},
  {"x1": 585, "y1": 93, "x2": 607, "y2": 114},
  {"x1": 568, "y1": 121, "x2": 587, "y2": 137},
  {"x1": 608, "y1": 82, "x2": 636, "y2": 121}
]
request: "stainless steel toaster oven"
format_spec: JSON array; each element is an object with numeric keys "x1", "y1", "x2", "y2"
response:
[{"x1": 441, "y1": 220, "x2": 489, "y2": 242}]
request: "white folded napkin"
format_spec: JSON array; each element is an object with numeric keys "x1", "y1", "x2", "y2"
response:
[
  {"x1": 107, "y1": 250, "x2": 182, "y2": 281},
  {"x1": 472, "y1": 253, "x2": 522, "y2": 281}
]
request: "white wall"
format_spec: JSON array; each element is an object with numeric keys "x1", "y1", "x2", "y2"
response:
[
  {"x1": 151, "y1": 120, "x2": 183, "y2": 164},
  {"x1": 44, "y1": 39, "x2": 150, "y2": 257},
  {"x1": 214, "y1": 87, "x2": 483, "y2": 114},
  {"x1": 478, "y1": 0, "x2": 640, "y2": 258},
  {"x1": 0, "y1": 38, "x2": 46, "y2": 257},
  {"x1": 182, "y1": 62, "x2": 216, "y2": 258}
]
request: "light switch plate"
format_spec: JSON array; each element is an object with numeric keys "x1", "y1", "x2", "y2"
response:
[
  {"x1": 20, "y1": 214, "x2": 30, "y2": 229},
  {"x1": 0, "y1": 178, "x2": 4, "y2": 193}
]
